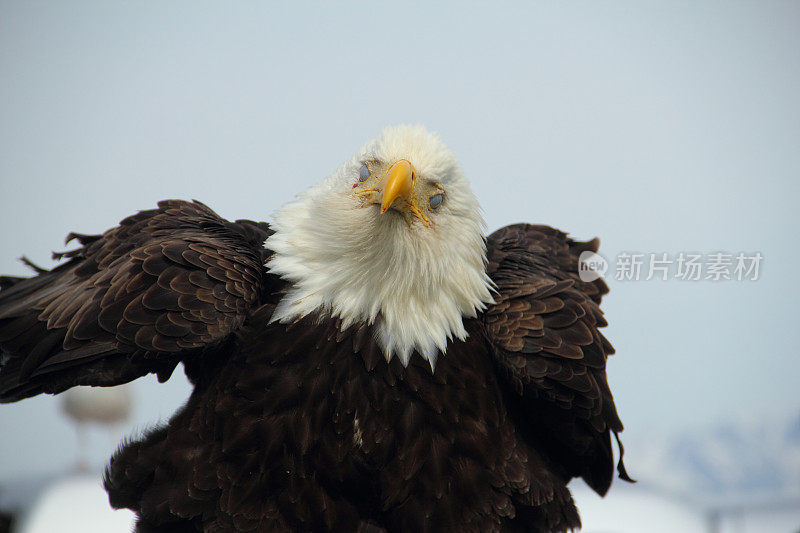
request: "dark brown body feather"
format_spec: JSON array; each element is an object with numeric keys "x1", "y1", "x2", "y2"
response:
[{"x1": 0, "y1": 201, "x2": 629, "y2": 532}]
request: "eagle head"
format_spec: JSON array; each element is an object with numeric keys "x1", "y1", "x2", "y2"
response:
[{"x1": 265, "y1": 125, "x2": 494, "y2": 368}]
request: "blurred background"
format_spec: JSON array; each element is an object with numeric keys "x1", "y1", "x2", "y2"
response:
[{"x1": 1, "y1": 2, "x2": 798, "y2": 532}]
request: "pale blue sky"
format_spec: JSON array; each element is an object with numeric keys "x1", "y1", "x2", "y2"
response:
[{"x1": 1, "y1": 1, "x2": 798, "y2": 484}]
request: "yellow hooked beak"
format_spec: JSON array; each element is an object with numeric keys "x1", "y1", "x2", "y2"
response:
[{"x1": 380, "y1": 159, "x2": 414, "y2": 214}]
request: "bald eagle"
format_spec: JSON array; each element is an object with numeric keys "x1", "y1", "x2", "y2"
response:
[{"x1": 0, "y1": 126, "x2": 630, "y2": 532}]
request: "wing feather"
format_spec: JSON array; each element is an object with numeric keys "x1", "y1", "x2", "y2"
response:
[
  {"x1": 483, "y1": 223, "x2": 632, "y2": 495},
  {"x1": 0, "y1": 200, "x2": 273, "y2": 402}
]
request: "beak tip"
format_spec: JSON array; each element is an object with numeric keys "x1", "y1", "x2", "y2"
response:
[{"x1": 380, "y1": 159, "x2": 414, "y2": 216}]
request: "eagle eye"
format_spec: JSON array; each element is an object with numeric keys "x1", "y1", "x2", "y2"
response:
[
  {"x1": 358, "y1": 164, "x2": 370, "y2": 182},
  {"x1": 429, "y1": 193, "x2": 443, "y2": 210}
]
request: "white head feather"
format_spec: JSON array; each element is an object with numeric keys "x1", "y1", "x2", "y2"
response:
[{"x1": 265, "y1": 125, "x2": 494, "y2": 368}]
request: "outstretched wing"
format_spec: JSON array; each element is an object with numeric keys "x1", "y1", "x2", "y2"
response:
[
  {"x1": 483, "y1": 223, "x2": 631, "y2": 495},
  {"x1": 0, "y1": 200, "x2": 272, "y2": 402}
]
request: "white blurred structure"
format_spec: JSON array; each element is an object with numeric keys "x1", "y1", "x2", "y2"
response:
[
  {"x1": 60, "y1": 385, "x2": 133, "y2": 471},
  {"x1": 61, "y1": 385, "x2": 133, "y2": 425},
  {"x1": 572, "y1": 483, "x2": 706, "y2": 533},
  {"x1": 572, "y1": 481, "x2": 800, "y2": 533},
  {"x1": 19, "y1": 476, "x2": 135, "y2": 533}
]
